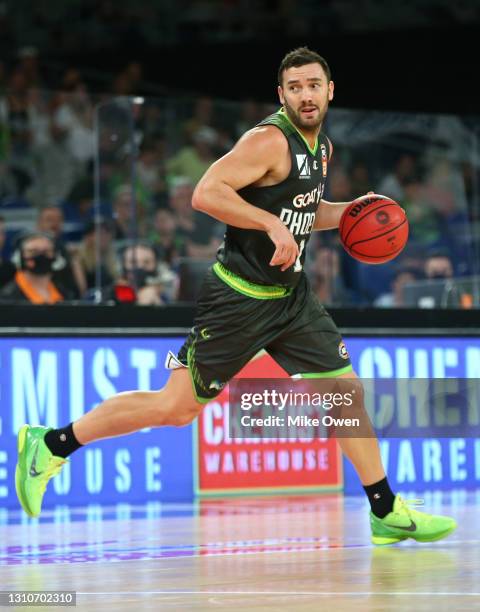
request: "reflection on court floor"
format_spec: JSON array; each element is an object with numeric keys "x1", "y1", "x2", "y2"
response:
[{"x1": 0, "y1": 491, "x2": 479, "y2": 611}]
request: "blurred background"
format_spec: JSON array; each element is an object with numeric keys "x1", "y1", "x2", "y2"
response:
[
  {"x1": 1, "y1": 0, "x2": 480, "y2": 517},
  {"x1": 0, "y1": 0, "x2": 479, "y2": 309}
]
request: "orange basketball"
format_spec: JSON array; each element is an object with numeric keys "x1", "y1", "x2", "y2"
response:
[{"x1": 339, "y1": 194, "x2": 409, "y2": 264}]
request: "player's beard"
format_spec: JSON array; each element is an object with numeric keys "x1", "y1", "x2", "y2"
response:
[{"x1": 283, "y1": 98, "x2": 328, "y2": 132}]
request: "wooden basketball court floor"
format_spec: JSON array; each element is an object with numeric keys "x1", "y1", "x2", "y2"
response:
[{"x1": 1, "y1": 490, "x2": 479, "y2": 611}]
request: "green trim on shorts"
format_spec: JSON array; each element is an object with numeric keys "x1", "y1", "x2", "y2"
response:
[
  {"x1": 296, "y1": 364, "x2": 353, "y2": 378},
  {"x1": 213, "y1": 262, "x2": 293, "y2": 300},
  {"x1": 187, "y1": 344, "x2": 213, "y2": 404}
]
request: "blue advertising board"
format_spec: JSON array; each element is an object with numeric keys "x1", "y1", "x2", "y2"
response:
[
  {"x1": 1, "y1": 334, "x2": 480, "y2": 509},
  {"x1": 0, "y1": 337, "x2": 192, "y2": 508},
  {"x1": 344, "y1": 336, "x2": 480, "y2": 493}
]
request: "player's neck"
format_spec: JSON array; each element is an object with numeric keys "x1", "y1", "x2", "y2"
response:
[
  {"x1": 280, "y1": 107, "x2": 321, "y2": 152},
  {"x1": 298, "y1": 126, "x2": 320, "y2": 150}
]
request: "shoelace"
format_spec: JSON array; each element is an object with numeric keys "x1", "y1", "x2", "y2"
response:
[
  {"x1": 39, "y1": 458, "x2": 67, "y2": 493},
  {"x1": 396, "y1": 497, "x2": 425, "y2": 520},
  {"x1": 402, "y1": 498, "x2": 425, "y2": 507}
]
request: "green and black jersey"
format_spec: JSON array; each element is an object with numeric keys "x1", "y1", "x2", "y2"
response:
[
  {"x1": 173, "y1": 108, "x2": 352, "y2": 402},
  {"x1": 217, "y1": 108, "x2": 331, "y2": 288}
]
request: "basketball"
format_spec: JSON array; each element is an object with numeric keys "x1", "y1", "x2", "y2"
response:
[{"x1": 339, "y1": 194, "x2": 409, "y2": 264}]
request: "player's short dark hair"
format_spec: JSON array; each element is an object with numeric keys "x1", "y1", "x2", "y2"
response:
[{"x1": 278, "y1": 47, "x2": 331, "y2": 86}]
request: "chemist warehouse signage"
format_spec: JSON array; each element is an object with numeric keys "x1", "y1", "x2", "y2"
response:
[
  {"x1": 196, "y1": 337, "x2": 480, "y2": 495},
  {"x1": 1, "y1": 335, "x2": 480, "y2": 509},
  {"x1": 195, "y1": 353, "x2": 343, "y2": 495},
  {"x1": 0, "y1": 337, "x2": 192, "y2": 509},
  {"x1": 344, "y1": 337, "x2": 480, "y2": 493}
]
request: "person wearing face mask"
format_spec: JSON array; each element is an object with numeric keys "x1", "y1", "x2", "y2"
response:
[
  {"x1": 0, "y1": 233, "x2": 72, "y2": 304},
  {"x1": 106, "y1": 242, "x2": 176, "y2": 305},
  {"x1": 424, "y1": 250, "x2": 454, "y2": 280}
]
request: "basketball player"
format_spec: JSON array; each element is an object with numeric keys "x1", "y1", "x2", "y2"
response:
[{"x1": 16, "y1": 48, "x2": 455, "y2": 545}]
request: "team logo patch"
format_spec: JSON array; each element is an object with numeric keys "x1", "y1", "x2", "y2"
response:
[
  {"x1": 209, "y1": 380, "x2": 226, "y2": 391},
  {"x1": 200, "y1": 327, "x2": 211, "y2": 339},
  {"x1": 320, "y1": 143, "x2": 328, "y2": 177},
  {"x1": 296, "y1": 154, "x2": 310, "y2": 179},
  {"x1": 339, "y1": 341, "x2": 349, "y2": 360}
]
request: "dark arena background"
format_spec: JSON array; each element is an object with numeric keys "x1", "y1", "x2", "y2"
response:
[{"x1": 1, "y1": 1, "x2": 480, "y2": 610}]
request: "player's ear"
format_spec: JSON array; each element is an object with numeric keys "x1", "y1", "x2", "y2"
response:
[
  {"x1": 277, "y1": 85, "x2": 285, "y2": 105},
  {"x1": 328, "y1": 81, "x2": 334, "y2": 101}
]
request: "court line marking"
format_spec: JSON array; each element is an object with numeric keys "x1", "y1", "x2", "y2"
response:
[
  {"x1": 3, "y1": 539, "x2": 477, "y2": 565},
  {"x1": 3, "y1": 537, "x2": 476, "y2": 555},
  {"x1": 76, "y1": 591, "x2": 480, "y2": 597}
]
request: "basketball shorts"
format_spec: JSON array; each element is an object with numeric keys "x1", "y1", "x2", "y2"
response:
[{"x1": 172, "y1": 262, "x2": 352, "y2": 403}]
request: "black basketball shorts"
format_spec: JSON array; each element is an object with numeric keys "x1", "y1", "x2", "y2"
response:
[{"x1": 172, "y1": 262, "x2": 352, "y2": 403}]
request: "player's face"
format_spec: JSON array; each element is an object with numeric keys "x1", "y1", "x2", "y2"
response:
[{"x1": 278, "y1": 63, "x2": 334, "y2": 131}]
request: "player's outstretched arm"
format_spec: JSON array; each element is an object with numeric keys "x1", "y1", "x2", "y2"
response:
[
  {"x1": 314, "y1": 199, "x2": 352, "y2": 231},
  {"x1": 314, "y1": 192, "x2": 375, "y2": 231},
  {"x1": 192, "y1": 127, "x2": 299, "y2": 271}
]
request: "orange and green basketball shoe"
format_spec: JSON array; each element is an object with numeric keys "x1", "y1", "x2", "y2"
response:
[
  {"x1": 370, "y1": 495, "x2": 457, "y2": 545},
  {"x1": 15, "y1": 425, "x2": 67, "y2": 518}
]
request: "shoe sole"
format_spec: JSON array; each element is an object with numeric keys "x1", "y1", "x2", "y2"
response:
[
  {"x1": 372, "y1": 523, "x2": 457, "y2": 545},
  {"x1": 411, "y1": 523, "x2": 457, "y2": 542},
  {"x1": 15, "y1": 425, "x2": 35, "y2": 518},
  {"x1": 371, "y1": 535, "x2": 408, "y2": 545}
]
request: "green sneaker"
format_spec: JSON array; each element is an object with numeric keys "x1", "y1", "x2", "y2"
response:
[
  {"x1": 15, "y1": 425, "x2": 67, "y2": 518},
  {"x1": 370, "y1": 495, "x2": 457, "y2": 545}
]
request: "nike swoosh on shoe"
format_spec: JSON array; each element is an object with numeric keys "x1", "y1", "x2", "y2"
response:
[
  {"x1": 29, "y1": 446, "x2": 42, "y2": 478},
  {"x1": 384, "y1": 520, "x2": 417, "y2": 532}
]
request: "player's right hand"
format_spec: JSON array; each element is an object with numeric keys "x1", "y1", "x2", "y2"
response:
[{"x1": 267, "y1": 219, "x2": 299, "y2": 272}]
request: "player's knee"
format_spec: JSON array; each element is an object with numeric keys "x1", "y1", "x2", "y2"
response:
[
  {"x1": 336, "y1": 376, "x2": 365, "y2": 411},
  {"x1": 168, "y1": 402, "x2": 203, "y2": 427},
  {"x1": 158, "y1": 392, "x2": 203, "y2": 427},
  {"x1": 146, "y1": 391, "x2": 201, "y2": 428},
  {"x1": 349, "y1": 378, "x2": 364, "y2": 403}
]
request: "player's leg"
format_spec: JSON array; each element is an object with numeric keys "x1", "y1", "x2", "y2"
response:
[
  {"x1": 334, "y1": 370, "x2": 386, "y2": 486},
  {"x1": 268, "y1": 279, "x2": 456, "y2": 544},
  {"x1": 15, "y1": 368, "x2": 202, "y2": 518},
  {"x1": 334, "y1": 371, "x2": 456, "y2": 545},
  {"x1": 73, "y1": 367, "x2": 201, "y2": 444},
  {"x1": 16, "y1": 266, "x2": 283, "y2": 517}
]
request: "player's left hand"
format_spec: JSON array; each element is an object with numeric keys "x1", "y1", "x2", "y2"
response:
[
  {"x1": 360, "y1": 191, "x2": 405, "y2": 214},
  {"x1": 357, "y1": 190, "x2": 375, "y2": 199}
]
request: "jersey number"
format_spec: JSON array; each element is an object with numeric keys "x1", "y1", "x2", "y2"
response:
[{"x1": 293, "y1": 239, "x2": 305, "y2": 272}]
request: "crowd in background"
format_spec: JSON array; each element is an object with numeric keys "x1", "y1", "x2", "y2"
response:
[
  {"x1": 0, "y1": 44, "x2": 478, "y2": 308},
  {"x1": 1, "y1": 0, "x2": 478, "y2": 53}
]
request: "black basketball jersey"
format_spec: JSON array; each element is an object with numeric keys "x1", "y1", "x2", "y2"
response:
[{"x1": 217, "y1": 108, "x2": 331, "y2": 288}]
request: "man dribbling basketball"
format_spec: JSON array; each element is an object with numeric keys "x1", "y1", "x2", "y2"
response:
[{"x1": 16, "y1": 47, "x2": 456, "y2": 545}]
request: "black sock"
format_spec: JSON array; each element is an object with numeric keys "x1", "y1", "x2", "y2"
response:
[
  {"x1": 44, "y1": 423, "x2": 82, "y2": 458},
  {"x1": 363, "y1": 476, "x2": 396, "y2": 518}
]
